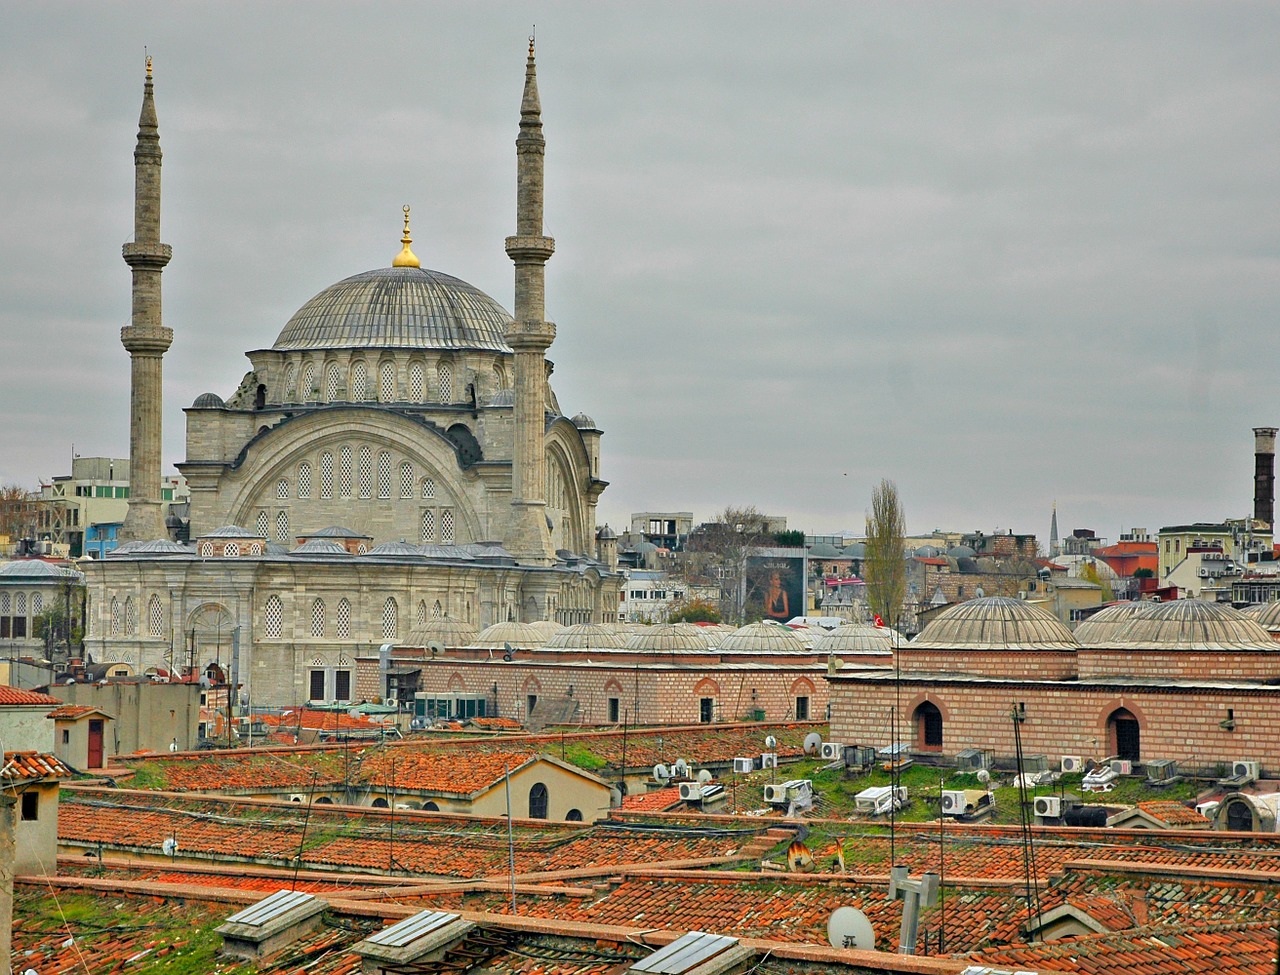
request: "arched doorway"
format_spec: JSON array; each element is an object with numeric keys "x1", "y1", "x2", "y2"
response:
[
  {"x1": 914, "y1": 701, "x2": 943, "y2": 750},
  {"x1": 1107, "y1": 707, "x2": 1140, "y2": 763}
]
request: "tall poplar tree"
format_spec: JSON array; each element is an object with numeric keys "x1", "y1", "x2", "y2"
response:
[{"x1": 864, "y1": 479, "x2": 906, "y2": 624}]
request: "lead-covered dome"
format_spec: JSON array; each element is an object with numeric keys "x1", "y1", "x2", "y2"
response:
[
  {"x1": 912, "y1": 596, "x2": 1078, "y2": 650},
  {"x1": 1073, "y1": 602, "x2": 1154, "y2": 645},
  {"x1": 1114, "y1": 599, "x2": 1275, "y2": 650},
  {"x1": 272, "y1": 267, "x2": 514, "y2": 353},
  {"x1": 719, "y1": 621, "x2": 808, "y2": 653}
]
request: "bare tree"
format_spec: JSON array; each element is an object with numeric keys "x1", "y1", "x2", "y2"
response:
[
  {"x1": 864, "y1": 479, "x2": 907, "y2": 624},
  {"x1": 0, "y1": 484, "x2": 36, "y2": 540},
  {"x1": 680, "y1": 506, "x2": 774, "y2": 623}
]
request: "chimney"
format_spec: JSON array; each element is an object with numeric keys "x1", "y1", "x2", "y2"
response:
[{"x1": 1253, "y1": 427, "x2": 1277, "y2": 529}]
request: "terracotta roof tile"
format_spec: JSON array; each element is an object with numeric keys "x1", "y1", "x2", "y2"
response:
[
  {"x1": 0, "y1": 684, "x2": 61, "y2": 706},
  {"x1": 2, "y1": 750, "x2": 73, "y2": 781},
  {"x1": 619, "y1": 787, "x2": 683, "y2": 813},
  {"x1": 47, "y1": 704, "x2": 104, "y2": 720}
]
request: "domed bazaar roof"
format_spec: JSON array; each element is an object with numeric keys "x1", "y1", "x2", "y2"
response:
[
  {"x1": 526, "y1": 620, "x2": 564, "y2": 638},
  {"x1": 624, "y1": 623, "x2": 710, "y2": 652},
  {"x1": 674, "y1": 622, "x2": 721, "y2": 647},
  {"x1": 272, "y1": 266, "x2": 514, "y2": 354},
  {"x1": 401, "y1": 618, "x2": 479, "y2": 648},
  {"x1": 1248, "y1": 600, "x2": 1280, "y2": 632},
  {"x1": 467, "y1": 621, "x2": 549, "y2": 650},
  {"x1": 1112, "y1": 599, "x2": 1276, "y2": 650},
  {"x1": 812, "y1": 623, "x2": 893, "y2": 655},
  {"x1": 1072, "y1": 602, "x2": 1155, "y2": 645},
  {"x1": 719, "y1": 621, "x2": 808, "y2": 652},
  {"x1": 911, "y1": 596, "x2": 1079, "y2": 650},
  {"x1": 543, "y1": 624, "x2": 628, "y2": 649}
]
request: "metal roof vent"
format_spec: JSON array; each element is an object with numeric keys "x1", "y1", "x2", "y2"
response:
[
  {"x1": 629, "y1": 932, "x2": 755, "y2": 975},
  {"x1": 216, "y1": 889, "x2": 327, "y2": 960},
  {"x1": 352, "y1": 910, "x2": 475, "y2": 971}
]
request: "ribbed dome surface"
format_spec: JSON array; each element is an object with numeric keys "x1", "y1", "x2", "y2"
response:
[
  {"x1": 912, "y1": 596, "x2": 1078, "y2": 649},
  {"x1": 1249, "y1": 600, "x2": 1280, "y2": 631},
  {"x1": 624, "y1": 623, "x2": 710, "y2": 652},
  {"x1": 543, "y1": 624, "x2": 628, "y2": 649},
  {"x1": 273, "y1": 267, "x2": 514, "y2": 353},
  {"x1": 467, "y1": 621, "x2": 549, "y2": 649},
  {"x1": 526, "y1": 620, "x2": 564, "y2": 638},
  {"x1": 1113, "y1": 599, "x2": 1275, "y2": 650},
  {"x1": 812, "y1": 623, "x2": 894, "y2": 655},
  {"x1": 1073, "y1": 602, "x2": 1154, "y2": 645},
  {"x1": 719, "y1": 621, "x2": 808, "y2": 652},
  {"x1": 401, "y1": 617, "x2": 479, "y2": 648}
]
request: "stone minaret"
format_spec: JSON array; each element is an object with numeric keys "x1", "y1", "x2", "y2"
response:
[
  {"x1": 118, "y1": 57, "x2": 173, "y2": 543},
  {"x1": 1049, "y1": 501, "x2": 1060, "y2": 559},
  {"x1": 1254, "y1": 427, "x2": 1277, "y2": 529},
  {"x1": 503, "y1": 39, "x2": 557, "y2": 566}
]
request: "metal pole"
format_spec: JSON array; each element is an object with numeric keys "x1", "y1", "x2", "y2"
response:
[{"x1": 505, "y1": 763, "x2": 517, "y2": 914}]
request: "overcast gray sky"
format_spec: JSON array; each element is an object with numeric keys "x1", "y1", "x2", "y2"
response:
[{"x1": 3, "y1": 3, "x2": 1278, "y2": 542}]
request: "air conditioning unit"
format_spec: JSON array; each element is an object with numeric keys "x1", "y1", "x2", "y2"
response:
[
  {"x1": 956, "y1": 748, "x2": 988, "y2": 771},
  {"x1": 1110, "y1": 759, "x2": 1133, "y2": 776},
  {"x1": 288, "y1": 794, "x2": 307, "y2": 803},
  {"x1": 1061, "y1": 755, "x2": 1084, "y2": 774},
  {"x1": 941, "y1": 790, "x2": 969, "y2": 816},
  {"x1": 820, "y1": 742, "x2": 842, "y2": 761},
  {"x1": 409, "y1": 716, "x2": 428, "y2": 731},
  {"x1": 1199, "y1": 567, "x2": 1211, "y2": 578},
  {"x1": 1234, "y1": 760, "x2": 1260, "y2": 781},
  {"x1": 763, "y1": 783, "x2": 789, "y2": 804},
  {"x1": 385, "y1": 696, "x2": 398, "y2": 708},
  {"x1": 1033, "y1": 796, "x2": 1062, "y2": 818},
  {"x1": 760, "y1": 753, "x2": 778, "y2": 769},
  {"x1": 733, "y1": 757, "x2": 754, "y2": 774},
  {"x1": 678, "y1": 782, "x2": 704, "y2": 802},
  {"x1": 1145, "y1": 759, "x2": 1178, "y2": 782}
]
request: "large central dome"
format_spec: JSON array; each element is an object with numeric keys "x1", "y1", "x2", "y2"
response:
[{"x1": 272, "y1": 266, "x2": 514, "y2": 353}]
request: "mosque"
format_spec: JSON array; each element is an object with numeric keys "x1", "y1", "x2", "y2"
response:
[{"x1": 80, "y1": 46, "x2": 621, "y2": 709}]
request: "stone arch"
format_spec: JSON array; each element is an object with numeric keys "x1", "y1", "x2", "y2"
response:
[
  {"x1": 545, "y1": 425, "x2": 591, "y2": 553},
  {"x1": 447, "y1": 672, "x2": 465, "y2": 692},
  {"x1": 185, "y1": 602, "x2": 236, "y2": 664},
  {"x1": 914, "y1": 700, "x2": 944, "y2": 750},
  {"x1": 1106, "y1": 706, "x2": 1141, "y2": 763},
  {"x1": 790, "y1": 677, "x2": 816, "y2": 695}
]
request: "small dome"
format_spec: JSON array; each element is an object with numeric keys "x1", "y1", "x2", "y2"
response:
[
  {"x1": 1250, "y1": 600, "x2": 1280, "y2": 631},
  {"x1": 719, "y1": 621, "x2": 808, "y2": 653},
  {"x1": 912, "y1": 596, "x2": 1078, "y2": 650},
  {"x1": 624, "y1": 623, "x2": 710, "y2": 652},
  {"x1": 1114, "y1": 599, "x2": 1276, "y2": 650},
  {"x1": 808, "y1": 542, "x2": 841, "y2": 559},
  {"x1": 365, "y1": 541, "x2": 427, "y2": 559},
  {"x1": 1073, "y1": 602, "x2": 1155, "y2": 645},
  {"x1": 526, "y1": 620, "x2": 564, "y2": 638},
  {"x1": 108, "y1": 539, "x2": 190, "y2": 557},
  {"x1": 401, "y1": 617, "x2": 479, "y2": 648},
  {"x1": 544, "y1": 623, "x2": 628, "y2": 649},
  {"x1": 273, "y1": 266, "x2": 514, "y2": 353},
  {"x1": 487, "y1": 388, "x2": 516, "y2": 407},
  {"x1": 202, "y1": 525, "x2": 259, "y2": 538},
  {"x1": 914, "y1": 545, "x2": 939, "y2": 558},
  {"x1": 0, "y1": 560, "x2": 83, "y2": 581},
  {"x1": 842, "y1": 542, "x2": 867, "y2": 559},
  {"x1": 191, "y1": 392, "x2": 225, "y2": 408},
  {"x1": 812, "y1": 623, "x2": 894, "y2": 656},
  {"x1": 419, "y1": 544, "x2": 475, "y2": 561},
  {"x1": 597, "y1": 523, "x2": 617, "y2": 540},
  {"x1": 290, "y1": 539, "x2": 353, "y2": 557},
  {"x1": 632, "y1": 541, "x2": 659, "y2": 555},
  {"x1": 468, "y1": 621, "x2": 549, "y2": 650},
  {"x1": 947, "y1": 545, "x2": 976, "y2": 559},
  {"x1": 571, "y1": 412, "x2": 597, "y2": 429}
]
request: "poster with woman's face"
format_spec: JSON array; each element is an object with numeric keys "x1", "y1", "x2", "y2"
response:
[{"x1": 745, "y1": 555, "x2": 806, "y2": 622}]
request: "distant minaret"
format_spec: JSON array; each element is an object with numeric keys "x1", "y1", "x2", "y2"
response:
[
  {"x1": 1049, "y1": 501, "x2": 1060, "y2": 559},
  {"x1": 118, "y1": 56, "x2": 174, "y2": 543},
  {"x1": 503, "y1": 38, "x2": 557, "y2": 566}
]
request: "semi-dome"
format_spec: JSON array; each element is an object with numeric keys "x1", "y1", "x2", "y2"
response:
[
  {"x1": 812, "y1": 623, "x2": 894, "y2": 655},
  {"x1": 719, "y1": 621, "x2": 808, "y2": 653},
  {"x1": 912, "y1": 596, "x2": 1079, "y2": 650},
  {"x1": 624, "y1": 623, "x2": 709, "y2": 653},
  {"x1": 1073, "y1": 602, "x2": 1154, "y2": 645},
  {"x1": 571, "y1": 412, "x2": 597, "y2": 429},
  {"x1": 1114, "y1": 599, "x2": 1276, "y2": 650},
  {"x1": 468, "y1": 621, "x2": 549, "y2": 650},
  {"x1": 543, "y1": 623, "x2": 628, "y2": 649},
  {"x1": 272, "y1": 266, "x2": 515, "y2": 353}
]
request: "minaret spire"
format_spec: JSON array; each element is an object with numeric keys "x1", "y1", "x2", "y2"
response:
[
  {"x1": 118, "y1": 55, "x2": 174, "y2": 543},
  {"x1": 503, "y1": 37, "x2": 557, "y2": 566},
  {"x1": 1049, "y1": 501, "x2": 1060, "y2": 559}
]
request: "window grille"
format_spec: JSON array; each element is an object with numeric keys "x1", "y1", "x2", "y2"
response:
[
  {"x1": 340, "y1": 446, "x2": 353, "y2": 496},
  {"x1": 382, "y1": 597, "x2": 398, "y2": 640},
  {"x1": 421, "y1": 509, "x2": 435, "y2": 542},
  {"x1": 400, "y1": 462, "x2": 413, "y2": 498},
  {"x1": 110, "y1": 598, "x2": 121, "y2": 636},
  {"x1": 224, "y1": 542, "x2": 240, "y2": 558},
  {"x1": 320, "y1": 453, "x2": 334, "y2": 498},
  {"x1": 433, "y1": 600, "x2": 443, "y2": 619},
  {"x1": 32, "y1": 593, "x2": 41, "y2": 615},
  {"x1": 351, "y1": 361, "x2": 368, "y2": 401},
  {"x1": 377, "y1": 452, "x2": 392, "y2": 498},
  {"x1": 276, "y1": 510, "x2": 289, "y2": 541},
  {"x1": 441, "y1": 509, "x2": 455, "y2": 545},
  {"x1": 325, "y1": 363, "x2": 341, "y2": 402},
  {"x1": 311, "y1": 598, "x2": 325, "y2": 637},
  {"x1": 336, "y1": 598, "x2": 351, "y2": 639},
  {"x1": 358, "y1": 447, "x2": 373, "y2": 498},
  {"x1": 380, "y1": 361, "x2": 396, "y2": 401},
  {"x1": 283, "y1": 362, "x2": 297, "y2": 398},
  {"x1": 409, "y1": 362, "x2": 424, "y2": 401},
  {"x1": 277, "y1": 478, "x2": 288, "y2": 499},
  {"x1": 301, "y1": 363, "x2": 316, "y2": 401},
  {"x1": 257, "y1": 511, "x2": 270, "y2": 538},
  {"x1": 421, "y1": 477, "x2": 435, "y2": 499},
  {"x1": 298, "y1": 462, "x2": 311, "y2": 499},
  {"x1": 416, "y1": 600, "x2": 427, "y2": 627},
  {"x1": 125, "y1": 596, "x2": 138, "y2": 634},
  {"x1": 264, "y1": 596, "x2": 283, "y2": 639},
  {"x1": 437, "y1": 362, "x2": 452, "y2": 402}
]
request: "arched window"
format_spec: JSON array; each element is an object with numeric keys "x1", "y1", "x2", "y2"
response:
[
  {"x1": 432, "y1": 600, "x2": 443, "y2": 619},
  {"x1": 493, "y1": 363, "x2": 507, "y2": 390},
  {"x1": 421, "y1": 477, "x2": 436, "y2": 500},
  {"x1": 382, "y1": 597, "x2": 398, "y2": 640},
  {"x1": 336, "y1": 598, "x2": 351, "y2": 640},
  {"x1": 311, "y1": 598, "x2": 326, "y2": 638},
  {"x1": 16, "y1": 593, "x2": 25, "y2": 615},
  {"x1": 300, "y1": 362, "x2": 316, "y2": 402},
  {"x1": 276, "y1": 510, "x2": 289, "y2": 541},
  {"x1": 380, "y1": 361, "x2": 396, "y2": 401},
  {"x1": 257, "y1": 511, "x2": 270, "y2": 538},
  {"x1": 409, "y1": 362, "x2": 425, "y2": 402},
  {"x1": 357, "y1": 446, "x2": 372, "y2": 499},
  {"x1": 400, "y1": 462, "x2": 414, "y2": 499},
  {"x1": 371, "y1": 797, "x2": 389, "y2": 809},
  {"x1": 110, "y1": 597, "x2": 121, "y2": 636},
  {"x1": 298, "y1": 462, "x2": 312, "y2": 499},
  {"x1": 528, "y1": 782, "x2": 549, "y2": 819},
  {"x1": 224, "y1": 542, "x2": 239, "y2": 558},
  {"x1": 0, "y1": 594, "x2": 8, "y2": 613},
  {"x1": 340, "y1": 446, "x2": 354, "y2": 496},
  {"x1": 199, "y1": 542, "x2": 213, "y2": 557},
  {"x1": 32, "y1": 593, "x2": 42, "y2": 615},
  {"x1": 421, "y1": 509, "x2": 436, "y2": 542},
  {"x1": 147, "y1": 594, "x2": 164, "y2": 637},
  {"x1": 915, "y1": 701, "x2": 943, "y2": 749},
  {"x1": 320, "y1": 452, "x2": 334, "y2": 498},
  {"x1": 264, "y1": 595, "x2": 283, "y2": 639},
  {"x1": 283, "y1": 362, "x2": 297, "y2": 399},
  {"x1": 350, "y1": 361, "x2": 368, "y2": 401},
  {"x1": 276, "y1": 478, "x2": 289, "y2": 500},
  {"x1": 325, "y1": 362, "x2": 342, "y2": 402},
  {"x1": 416, "y1": 600, "x2": 427, "y2": 627},
  {"x1": 377, "y1": 452, "x2": 392, "y2": 499},
  {"x1": 124, "y1": 596, "x2": 138, "y2": 634},
  {"x1": 441, "y1": 509, "x2": 455, "y2": 545},
  {"x1": 423, "y1": 800, "x2": 440, "y2": 812},
  {"x1": 565, "y1": 808, "x2": 583, "y2": 822},
  {"x1": 1108, "y1": 707, "x2": 1141, "y2": 763},
  {"x1": 248, "y1": 542, "x2": 262, "y2": 556},
  {"x1": 437, "y1": 361, "x2": 452, "y2": 402}
]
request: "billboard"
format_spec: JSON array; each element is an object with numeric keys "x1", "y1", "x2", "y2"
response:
[{"x1": 744, "y1": 549, "x2": 807, "y2": 623}]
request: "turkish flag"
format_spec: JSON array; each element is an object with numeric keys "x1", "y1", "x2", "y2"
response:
[{"x1": 873, "y1": 614, "x2": 884, "y2": 628}]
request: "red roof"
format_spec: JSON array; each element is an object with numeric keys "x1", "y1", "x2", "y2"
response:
[
  {"x1": 1, "y1": 751, "x2": 73, "y2": 781},
  {"x1": 47, "y1": 704, "x2": 110, "y2": 721},
  {"x1": 0, "y1": 685, "x2": 61, "y2": 707}
]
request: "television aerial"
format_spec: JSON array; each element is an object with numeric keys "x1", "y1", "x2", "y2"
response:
[
  {"x1": 764, "y1": 735, "x2": 778, "y2": 750},
  {"x1": 803, "y1": 732, "x2": 823, "y2": 755},
  {"x1": 827, "y1": 906, "x2": 875, "y2": 951}
]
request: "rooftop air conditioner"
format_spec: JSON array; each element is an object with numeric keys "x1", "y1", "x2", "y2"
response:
[
  {"x1": 941, "y1": 790, "x2": 969, "y2": 816},
  {"x1": 1061, "y1": 755, "x2": 1084, "y2": 774},
  {"x1": 678, "y1": 782, "x2": 704, "y2": 802},
  {"x1": 1199, "y1": 567, "x2": 1211, "y2": 578},
  {"x1": 1033, "y1": 796, "x2": 1062, "y2": 818},
  {"x1": 733, "y1": 757, "x2": 754, "y2": 774},
  {"x1": 1234, "y1": 760, "x2": 1260, "y2": 781},
  {"x1": 763, "y1": 783, "x2": 789, "y2": 804},
  {"x1": 1145, "y1": 759, "x2": 1178, "y2": 782},
  {"x1": 385, "y1": 696, "x2": 398, "y2": 708},
  {"x1": 1110, "y1": 759, "x2": 1133, "y2": 776},
  {"x1": 820, "y1": 742, "x2": 842, "y2": 761},
  {"x1": 760, "y1": 753, "x2": 778, "y2": 769}
]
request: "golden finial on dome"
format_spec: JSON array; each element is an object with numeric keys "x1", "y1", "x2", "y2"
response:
[
  {"x1": 145, "y1": 53, "x2": 153, "y2": 79},
  {"x1": 392, "y1": 204, "x2": 420, "y2": 268},
  {"x1": 528, "y1": 30, "x2": 535, "y2": 58}
]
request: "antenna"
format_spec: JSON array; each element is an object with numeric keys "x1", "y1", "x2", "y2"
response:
[{"x1": 826, "y1": 906, "x2": 875, "y2": 951}]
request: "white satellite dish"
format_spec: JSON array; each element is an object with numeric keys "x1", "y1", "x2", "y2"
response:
[
  {"x1": 803, "y1": 732, "x2": 823, "y2": 755},
  {"x1": 673, "y1": 758, "x2": 689, "y2": 776},
  {"x1": 697, "y1": 769, "x2": 713, "y2": 784},
  {"x1": 161, "y1": 837, "x2": 179, "y2": 857},
  {"x1": 827, "y1": 906, "x2": 875, "y2": 951},
  {"x1": 976, "y1": 768, "x2": 991, "y2": 784},
  {"x1": 653, "y1": 763, "x2": 671, "y2": 783},
  {"x1": 764, "y1": 735, "x2": 778, "y2": 749}
]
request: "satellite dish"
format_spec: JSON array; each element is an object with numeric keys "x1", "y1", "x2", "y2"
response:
[
  {"x1": 428, "y1": 640, "x2": 444, "y2": 657},
  {"x1": 673, "y1": 758, "x2": 689, "y2": 776},
  {"x1": 161, "y1": 837, "x2": 179, "y2": 857},
  {"x1": 697, "y1": 769, "x2": 713, "y2": 784},
  {"x1": 787, "y1": 839, "x2": 814, "y2": 872},
  {"x1": 653, "y1": 763, "x2": 671, "y2": 783},
  {"x1": 803, "y1": 732, "x2": 823, "y2": 755},
  {"x1": 827, "y1": 906, "x2": 875, "y2": 951},
  {"x1": 764, "y1": 735, "x2": 778, "y2": 749},
  {"x1": 976, "y1": 768, "x2": 991, "y2": 784}
]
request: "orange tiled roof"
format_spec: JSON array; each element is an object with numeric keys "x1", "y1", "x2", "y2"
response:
[
  {"x1": 47, "y1": 704, "x2": 105, "y2": 720},
  {"x1": 0, "y1": 685, "x2": 61, "y2": 706},
  {"x1": 619, "y1": 787, "x2": 683, "y2": 813},
  {"x1": 357, "y1": 750, "x2": 542, "y2": 795},
  {"x1": 1137, "y1": 800, "x2": 1212, "y2": 827},
  {"x1": 263, "y1": 709, "x2": 390, "y2": 732},
  {"x1": 470, "y1": 717, "x2": 523, "y2": 730},
  {"x1": 2, "y1": 751, "x2": 73, "y2": 781}
]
